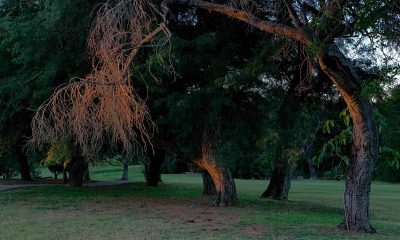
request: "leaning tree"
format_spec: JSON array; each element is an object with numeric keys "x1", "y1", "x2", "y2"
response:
[{"x1": 30, "y1": 0, "x2": 400, "y2": 233}]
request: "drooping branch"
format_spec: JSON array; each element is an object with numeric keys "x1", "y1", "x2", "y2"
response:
[{"x1": 30, "y1": 0, "x2": 171, "y2": 158}]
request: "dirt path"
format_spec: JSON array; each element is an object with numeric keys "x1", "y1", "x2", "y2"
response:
[{"x1": 0, "y1": 180, "x2": 129, "y2": 192}]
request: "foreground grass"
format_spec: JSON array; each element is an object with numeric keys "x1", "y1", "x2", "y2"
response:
[{"x1": 0, "y1": 165, "x2": 399, "y2": 239}]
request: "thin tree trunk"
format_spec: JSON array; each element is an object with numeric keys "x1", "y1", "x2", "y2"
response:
[
  {"x1": 63, "y1": 165, "x2": 69, "y2": 184},
  {"x1": 84, "y1": 165, "x2": 91, "y2": 181},
  {"x1": 121, "y1": 164, "x2": 129, "y2": 181},
  {"x1": 317, "y1": 49, "x2": 378, "y2": 233},
  {"x1": 146, "y1": 149, "x2": 164, "y2": 186},
  {"x1": 307, "y1": 158, "x2": 317, "y2": 180},
  {"x1": 202, "y1": 170, "x2": 216, "y2": 196},
  {"x1": 305, "y1": 140, "x2": 317, "y2": 180},
  {"x1": 14, "y1": 139, "x2": 33, "y2": 181}
]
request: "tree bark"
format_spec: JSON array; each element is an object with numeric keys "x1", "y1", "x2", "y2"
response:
[
  {"x1": 262, "y1": 160, "x2": 293, "y2": 200},
  {"x1": 14, "y1": 139, "x2": 33, "y2": 181},
  {"x1": 145, "y1": 149, "x2": 165, "y2": 186},
  {"x1": 202, "y1": 170, "x2": 216, "y2": 196},
  {"x1": 317, "y1": 48, "x2": 378, "y2": 233},
  {"x1": 68, "y1": 159, "x2": 88, "y2": 187},
  {"x1": 195, "y1": 159, "x2": 237, "y2": 206},
  {"x1": 121, "y1": 164, "x2": 129, "y2": 181}
]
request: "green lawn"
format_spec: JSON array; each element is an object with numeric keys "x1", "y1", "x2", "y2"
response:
[{"x1": 0, "y1": 165, "x2": 399, "y2": 239}]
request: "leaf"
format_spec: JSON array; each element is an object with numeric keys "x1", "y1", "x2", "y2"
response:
[{"x1": 322, "y1": 120, "x2": 335, "y2": 134}]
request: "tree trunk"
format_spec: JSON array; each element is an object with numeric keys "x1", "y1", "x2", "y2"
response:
[
  {"x1": 121, "y1": 164, "x2": 129, "y2": 181},
  {"x1": 262, "y1": 161, "x2": 293, "y2": 199},
  {"x1": 213, "y1": 167, "x2": 237, "y2": 206},
  {"x1": 68, "y1": 160, "x2": 88, "y2": 187},
  {"x1": 317, "y1": 48, "x2": 378, "y2": 233},
  {"x1": 307, "y1": 158, "x2": 317, "y2": 180},
  {"x1": 202, "y1": 170, "x2": 216, "y2": 196},
  {"x1": 14, "y1": 139, "x2": 33, "y2": 181},
  {"x1": 63, "y1": 167, "x2": 69, "y2": 184},
  {"x1": 195, "y1": 159, "x2": 237, "y2": 206},
  {"x1": 337, "y1": 97, "x2": 377, "y2": 233},
  {"x1": 305, "y1": 140, "x2": 317, "y2": 180},
  {"x1": 84, "y1": 166, "x2": 91, "y2": 181},
  {"x1": 146, "y1": 149, "x2": 164, "y2": 186},
  {"x1": 262, "y1": 57, "x2": 306, "y2": 199}
]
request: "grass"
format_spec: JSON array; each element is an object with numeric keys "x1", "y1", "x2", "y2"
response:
[{"x1": 0, "y1": 165, "x2": 399, "y2": 239}]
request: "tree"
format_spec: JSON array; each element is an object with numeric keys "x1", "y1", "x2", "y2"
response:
[
  {"x1": 30, "y1": 0, "x2": 400, "y2": 232},
  {"x1": 159, "y1": 0, "x2": 399, "y2": 233},
  {"x1": 0, "y1": 0, "x2": 98, "y2": 181}
]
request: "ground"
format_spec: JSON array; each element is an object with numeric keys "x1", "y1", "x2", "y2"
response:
[{"x1": 0, "y1": 165, "x2": 399, "y2": 239}]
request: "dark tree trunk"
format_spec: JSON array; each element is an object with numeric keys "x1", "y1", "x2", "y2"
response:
[
  {"x1": 202, "y1": 170, "x2": 216, "y2": 196},
  {"x1": 213, "y1": 167, "x2": 237, "y2": 206},
  {"x1": 307, "y1": 158, "x2": 317, "y2": 180},
  {"x1": 304, "y1": 140, "x2": 317, "y2": 180},
  {"x1": 145, "y1": 149, "x2": 165, "y2": 186},
  {"x1": 317, "y1": 48, "x2": 378, "y2": 233},
  {"x1": 14, "y1": 139, "x2": 33, "y2": 181},
  {"x1": 121, "y1": 164, "x2": 129, "y2": 181},
  {"x1": 63, "y1": 167, "x2": 69, "y2": 184},
  {"x1": 262, "y1": 58, "x2": 306, "y2": 199},
  {"x1": 262, "y1": 160, "x2": 293, "y2": 199},
  {"x1": 68, "y1": 159, "x2": 88, "y2": 187},
  {"x1": 84, "y1": 166, "x2": 91, "y2": 181}
]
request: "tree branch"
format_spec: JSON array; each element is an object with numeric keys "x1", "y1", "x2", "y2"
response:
[
  {"x1": 162, "y1": 0, "x2": 312, "y2": 45},
  {"x1": 284, "y1": 0, "x2": 303, "y2": 27}
]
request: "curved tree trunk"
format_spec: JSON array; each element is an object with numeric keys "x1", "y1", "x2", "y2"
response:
[
  {"x1": 145, "y1": 149, "x2": 165, "y2": 186},
  {"x1": 202, "y1": 169, "x2": 216, "y2": 196},
  {"x1": 121, "y1": 164, "x2": 129, "y2": 181},
  {"x1": 317, "y1": 49, "x2": 378, "y2": 233},
  {"x1": 15, "y1": 139, "x2": 33, "y2": 181},
  {"x1": 195, "y1": 159, "x2": 237, "y2": 206}
]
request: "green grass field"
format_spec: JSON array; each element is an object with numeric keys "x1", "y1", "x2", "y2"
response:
[{"x1": 0, "y1": 165, "x2": 399, "y2": 239}]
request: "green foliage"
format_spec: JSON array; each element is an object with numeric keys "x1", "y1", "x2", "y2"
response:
[
  {"x1": 43, "y1": 138, "x2": 72, "y2": 165},
  {"x1": 313, "y1": 109, "x2": 352, "y2": 167},
  {"x1": 0, "y1": 0, "x2": 94, "y2": 138},
  {"x1": 379, "y1": 147, "x2": 400, "y2": 170}
]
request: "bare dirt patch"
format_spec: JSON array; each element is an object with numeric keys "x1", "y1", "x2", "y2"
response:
[
  {"x1": 66, "y1": 197, "x2": 249, "y2": 232},
  {"x1": 243, "y1": 223, "x2": 264, "y2": 236}
]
